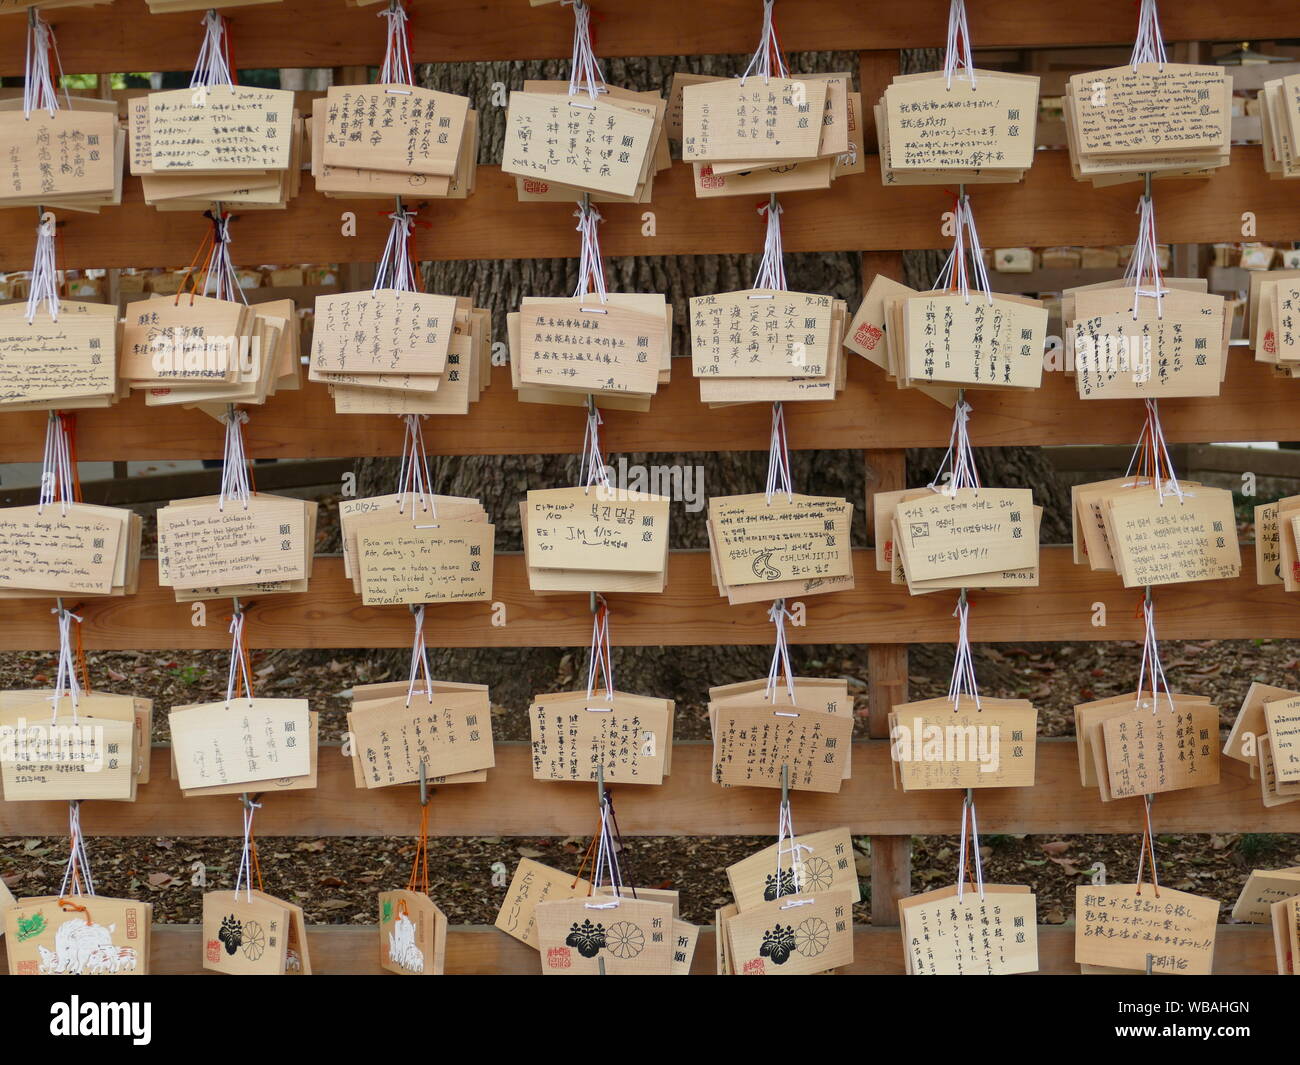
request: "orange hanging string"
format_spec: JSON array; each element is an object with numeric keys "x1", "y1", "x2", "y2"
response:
[
  {"x1": 175, "y1": 224, "x2": 215, "y2": 306},
  {"x1": 406, "y1": 802, "x2": 430, "y2": 895},
  {"x1": 57, "y1": 898, "x2": 92, "y2": 923},
  {"x1": 248, "y1": 814, "x2": 264, "y2": 893},
  {"x1": 571, "y1": 833, "x2": 599, "y2": 893}
]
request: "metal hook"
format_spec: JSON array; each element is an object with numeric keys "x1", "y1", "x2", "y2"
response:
[
  {"x1": 1142, "y1": 170, "x2": 1153, "y2": 202},
  {"x1": 597, "y1": 955, "x2": 606, "y2": 975},
  {"x1": 419, "y1": 760, "x2": 429, "y2": 806},
  {"x1": 596, "y1": 762, "x2": 605, "y2": 806},
  {"x1": 1145, "y1": 952, "x2": 1154, "y2": 975},
  {"x1": 780, "y1": 763, "x2": 789, "y2": 809}
]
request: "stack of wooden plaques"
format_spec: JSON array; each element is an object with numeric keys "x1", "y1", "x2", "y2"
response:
[
  {"x1": 128, "y1": 86, "x2": 301, "y2": 210},
  {"x1": 1070, "y1": 477, "x2": 1240, "y2": 587},
  {"x1": 1232, "y1": 868, "x2": 1300, "y2": 973},
  {"x1": 521, "y1": 486, "x2": 669, "y2": 594},
  {"x1": 512, "y1": 81, "x2": 668, "y2": 203},
  {"x1": 888, "y1": 696, "x2": 1037, "y2": 791},
  {"x1": 313, "y1": 83, "x2": 476, "y2": 201},
  {"x1": 880, "y1": 485, "x2": 1040, "y2": 595},
  {"x1": 0, "y1": 300, "x2": 121, "y2": 411},
  {"x1": 503, "y1": 84, "x2": 661, "y2": 201},
  {"x1": 347, "y1": 680, "x2": 494, "y2": 789},
  {"x1": 689, "y1": 288, "x2": 847, "y2": 405},
  {"x1": 311, "y1": 289, "x2": 492, "y2": 415},
  {"x1": 1247, "y1": 269, "x2": 1300, "y2": 373},
  {"x1": 338, "y1": 492, "x2": 490, "y2": 600},
  {"x1": 200, "y1": 890, "x2": 310, "y2": 976},
  {"x1": 1064, "y1": 63, "x2": 1232, "y2": 186},
  {"x1": 714, "y1": 829, "x2": 857, "y2": 975},
  {"x1": 1075, "y1": 691, "x2": 1221, "y2": 801},
  {"x1": 845, "y1": 275, "x2": 957, "y2": 407},
  {"x1": 1064, "y1": 279, "x2": 1229, "y2": 399},
  {"x1": 705, "y1": 493, "x2": 855, "y2": 604},
  {"x1": 0, "y1": 98, "x2": 125, "y2": 211},
  {"x1": 875, "y1": 68, "x2": 1039, "y2": 185},
  {"x1": 508, "y1": 293, "x2": 673, "y2": 409},
  {"x1": 0, "y1": 501, "x2": 141, "y2": 598},
  {"x1": 1259, "y1": 75, "x2": 1300, "y2": 179},
  {"x1": 676, "y1": 72, "x2": 861, "y2": 197},
  {"x1": 0, "y1": 690, "x2": 151, "y2": 802},
  {"x1": 155, "y1": 493, "x2": 319, "y2": 602},
  {"x1": 119, "y1": 293, "x2": 263, "y2": 399},
  {"x1": 1224, "y1": 684, "x2": 1300, "y2": 808}
]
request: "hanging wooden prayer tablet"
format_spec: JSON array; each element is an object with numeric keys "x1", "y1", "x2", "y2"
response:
[
  {"x1": 0, "y1": 692, "x2": 137, "y2": 802},
  {"x1": 147, "y1": 85, "x2": 295, "y2": 172},
  {"x1": 502, "y1": 91, "x2": 655, "y2": 198},
  {"x1": 4, "y1": 895, "x2": 151, "y2": 976},
  {"x1": 524, "y1": 487, "x2": 669, "y2": 574},
  {"x1": 681, "y1": 78, "x2": 827, "y2": 163},
  {"x1": 494, "y1": 859, "x2": 592, "y2": 950},
  {"x1": 0, "y1": 876, "x2": 14, "y2": 929},
  {"x1": 169, "y1": 698, "x2": 312, "y2": 791},
  {"x1": 1271, "y1": 897, "x2": 1300, "y2": 974},
  {"x1": 0, "y1": 302, "x2": 118, "y2": 409},
  {"x1": 898, "y1": 884, "x2": 1038, "y2": 975},
  {"x1": 690, "y1": 289, "x2": 834, "y2": 378},
  {"x1": 725, "y1": 827, "x2": 861, "y2": 912},
  {"x1": 900, "y1": 290, "x2": 1047, "y2": 389},
  {"x1": 202, "y1": 891, "x2": 291, "y2": 975},
  {"x1": 0, "y1": 503, "x2": 125, "y2": 595},
  {"x1": 347, "y1": 689, "x2": 495, "y2": 785},
  {"x1": 310, "y1": 289, "x2": 455, "y2": 379},
  {"x1": 0, "y1": 109, "x2": 119, "y2": 200},
  {"x1": 1103, "y1": 486, "x2": 1241, "y2": 588},
  {"x1": 888, "y1": 697, "x2": 1037, "y2": 791},
  {"x1": 707, "y1": 493, "x2": 854, "y2": 591},
  {"x1": 1231, "y1": 867, "x2": 1300, "y2": 924},
  {"x1": 322, "y1": 85, "x2": 469, "y2": 178},
  {"x1": 710, "y1": 702, "x2": 852, "y2": 794},
  {"x1": 379, "y1": 890, "x2": 447, "y2": 976},
  {"x1": 1075, "y1": 884, "x2": 1219, "y2": 975},
  {"x1": 356, "y1": 517, "x2": 495, "y2": 605},
  {"x1": 519, "y1": 300, "x2": 666, "y2": 395},
  {"x1": 722, "y1": 889, "x2": 854, "y2": 976},
  {"x1": 535, "y1": 896, "x2": 676, "y2": 975},
  {"x1": 1098, "y1": 701, "x2": 1220, "y2": 800},
  {"x1": 529, "y1": 689, "x2": 672, "y2": 785},
  {"x1": 1264, "y1": 695, "x2": 1300, "y2": 784},
  {"x1": 156, "y1": 495, "x2": 315, "y2": 592},
  {"x1": 892, "y1": 487, "x2": 1037, "y2": 583},
  {"x1": 709, "y1": 676, "x2": 852, "y2": 780}
]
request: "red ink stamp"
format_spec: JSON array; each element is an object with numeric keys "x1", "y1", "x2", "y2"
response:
[{"x1": 547, "y1": 947, "x2": 572, "y2": 969}]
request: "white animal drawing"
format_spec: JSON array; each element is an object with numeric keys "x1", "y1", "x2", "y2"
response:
[
  {"x1": 83, "y1": 945, "x2": 138, "y2": 974},
  {"x1": 36, "y1": 918, "x2": 119, "y2": 974},
  {"x1": 387, "y1": 912, "x2": 424, "y2": 973}
]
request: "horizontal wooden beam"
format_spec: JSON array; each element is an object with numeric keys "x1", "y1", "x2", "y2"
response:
[
  {"x1": 3, "y1": 741, "x2": 1294, "y2": 838},
  {"x1": 0, "y1": 148, "x2": 1291, "y2": 272},
  {"x1": 0, "y1": 923, "x2": 1276, "y2": 975},
  {"x1": 4, "y1": 0, "x2": 1296, "y2": 73},
  {"x1": 0, "y1": 546, "x2": 1291, "y2": 652},
  {"x1": 4, "y1": 357, "x2": 1300, "y2": 464}
]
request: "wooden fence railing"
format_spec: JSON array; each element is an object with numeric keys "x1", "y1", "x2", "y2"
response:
[{"x1": 0, "y1": 0, "x2": 1292, "y2": 973}]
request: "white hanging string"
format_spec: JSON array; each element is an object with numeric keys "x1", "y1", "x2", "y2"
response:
[
  {"x1": 233, "y1": 797, "x2": 262, "y2": 902},
  {"x1": 1130, "y1": 0, "x2": 1167, "y2": 69},
  {"x1": 373, "y1": 207, "x2": 418, "y2": 292},
  {"x1": 774, "y1": 792, "x2": 812, "y2": 897},
  {"x1": 752, "y1": 197, "x2": 787, "y2": 291},
  {"x1": 1123, "y1": 398, "x2": 1183, "y2": 506},
  {"x1": 38, "y1": 411, "x2": 75, "y2": 516},
  {"x1": 49, "y1": 604, "x2": 84, "y2": 725},
  {"x1": 217, "y1": 407, "x2": 251, "y2": 511},
  {"x1": 585, "y1": 599, "x2": 614, "y2": 700},
  {"x1": 59, "y1": 801, "x2": 95, "y2": 898},
  {"x1": 190, "y1": 9, "x2": 235, "y2": 90},
  {"x1": 934, "y1": 195, "x2": 993, "y2": 305},
  {"x1": 948, "y1": 591, "x2": 982, "y2": 711},
  {"x1": 26, "y1": 212, "x2": 61, "y2": 324},
  {"x1": 204, "y1": 211, "x2": 246, "y2": 304},
  {"x1": 1135, "y1": 793, "x2": 1161, "y2": 895},
  {"x1": 1134, "y1": 594, "x2": 1175, "y2": 715},
  {"x1": 585, "y1": 794, "x2": 625, "y2": 903},
  {"x1": 573, "y1": 200, "x2": 608, "y2": 304},
  {"x1": 405, "y1": 605, "x2": 435, "y2": 705},
  {"x1": 764, "y1": 402, "x2": 793, "y2": 503},
  {"x1": 578, "y1": 403, "x2": 612, "y2": 490},
  {"x1": 765, "y1": 599, "x2": 797, "y2": 704},
  {"x1": 942, "y1": 0, "x2": 977, "y2": 89},
  {"x1": 224, "y1": 610, "x2": 253, "y2": 704},
  {"x1": 395, "y1": 413, "x2": 436, "y2": 516},
  {"x1": 740, "y1": 0, "x2": 788, "y2": 84},
  {"x1": 24, "y1": 10, "x2": 69, "y2": 119},
  {"x1": 955, "y1": 791, "x2": 985, "y2": 901},
  {"x1": 378, "y1": 1, "x2": 414, "y2": 87},
  {"x1": 927, "y1": 398, "x2": 980, "y2": 496},
  {"x1": 563, "y1": 0, "x2": 606, "y2": 100},
  {"x1": 1124, "y1": 192, "x2": 1167, "y2": 320}
]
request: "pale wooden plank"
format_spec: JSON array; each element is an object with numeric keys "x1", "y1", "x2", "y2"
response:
[
  {"x1": 0, "y1": 923, "x2": 1276, "y2": 975},
  {"x1": 0, "y1": 148, "x2": 1291, "y2": 271},
  {"x1": 0, "y1": 547, "x2": 1290, "y2": 652},
  {"x1": 2, "y1": 740, "x2": 1296, "y2": 838}
]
